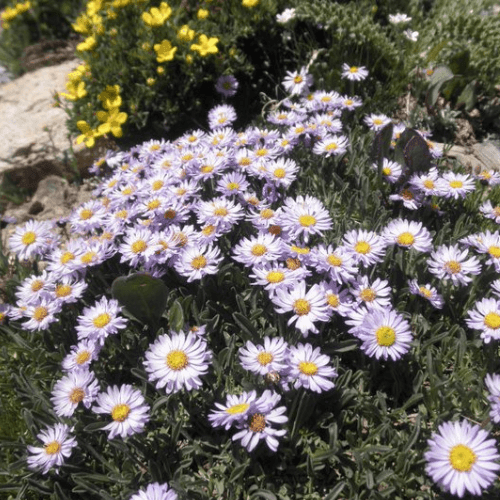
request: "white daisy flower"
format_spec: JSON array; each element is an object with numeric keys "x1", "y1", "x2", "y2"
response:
[
  {"x1": 239, "y1": 337, "x2": 288, "y2": 376},
  {"x1": 341, "y1": 63, "x2": 369, "y2": 81},
  {"x1": 382, "y1": 218, "x2": 433, "y2": 252}
]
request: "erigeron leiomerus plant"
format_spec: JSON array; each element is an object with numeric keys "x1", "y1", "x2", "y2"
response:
[{"x1": 3, "y1": 61, "x2": 500, "y2": 499}]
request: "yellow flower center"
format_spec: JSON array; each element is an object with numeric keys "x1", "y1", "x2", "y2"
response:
[
  {"x1": 226, "y1": 182, "x2": 240, "y2": 191},
  {"x1": 81, "y1": 252, "x2": 96, "y2": 264},
  {"x1": 484, "y1": 312, "x2": 500, "y2": 330},
  {"x1": 260, "y1": 208, "x2": 274, "y2": 219},
  {"x1": 152, "y1": 180, "x2": 164, "y2": 191},
  {"x1": 111, "y1": 403, "x2": 130, "y2": 422},
  {"x1": 423, "y1": 179, "x2": 435, "y2": 189},
  {"x1": 191, "y1": 255, "x2": 207, "y2": 269},
  {"x1": 131, "y1": 240, "x2": 147, "y2": 254},
  {"x1": 267, "y1": 271, "x2": 285, "y2": 283},
  {"x1": 116, "y1": 210, "x2": 128, "y2": 219},
  {"x1": 80, "y1": 209, "x2": 93, "y2": 220},
  {"x1": 349, "y1": 66, "x2": 358, "y2": 73},
  {"x1": 44, "y1": 441, "x2": 61, "y2": 455},
  {"x1": 345, "y1": 99, "x2": 353, "y2": 106},
  {"x1": 226, "y1": 403, "x2": 250, "y2": 415},
  {"x1": 449, "y1": 180, "x2": 463, "y2": 189},
  {"x1": 251, "y1": 244, "x2": 267, "y2": 256},
  {"x1": 293, "y1": 75, "x2": 303, "y2": 84},
  {"x1": 201, "y1": 165, "x2": 214, "y2": 174},
  {"x1": 397, "y1": 232, "x2": 415, "y2": 246},
  {"x1": 31, "y1": 280, "x2": 44, "y2": 292},
  {"x1": 93, "y1": 313, "x2": 111, "y2": 329},
  {"x1": 286, "y1": 257, "x2": 301, "y2": 270},
  {"x1": 60, "y1": 251, "x2": 75, "y2": 264},
  {"x1": 69, "y1": 388, "x2": 85, "y2": 404},
  {"x1": 326, "y1": 294, "x2": 339, "y2": 307},
  {"x1": 55, "y1": 284, "x2": 72, "y2": 298},
  {"x1": 489, "y1": 246, "x2": 500, "y2": 258},
  {"x1": 257, "y1": 352, "x2": 273, "y2": 366},
  {"x1": 325, "y1": 142, "x2": 338, "y2": 151},
  {"x1": 326, "y1": 254, "x2": 342, "y2": 266},
  {"x1": 360, "y1": 288, "x2": 376, "y2": 302},
  {"x1": 239, "y1": 409, "x2": 265, "y2": 434},
  {"x1": 166, "y1": 350, "x2": 188, "y2": 370},
  {"x1": 22, "y1": 231, "x2": 36, "y2": 246},
  {"x1": 122, "y1": 187, "x2": 133, "y2": 196},
  {"x1": 299, "y1": 361, "x2": 318, "y2": 376},
  {"x1": 493, "y1": 207, "x2": 500, "y2": 218},
  {"x1": 375, "y1": 326, "x2": 396, "y2": 346},
  {"x1": 274, "y1": 168, "x2": 286, "y2": 179},
  {"x1": 444, "y1": 260, "x2": 461, "y2": 274},
  {"x1": 293, "y1": 298, "x2": 311, "y2": 316},
  {"x1": 291, "y1": 245, "x2": 310, "y2": 254},
  {"x1": 33, "y1": 306, "x2": 48, "y2": 322},
  {"x1": 239, "y1": 157, "x2": 251, "y2": 167},
  {"x1": 202, "y1": 224, "x2": 215, "y2": 236},
  {"x1": 355, "y1": 241, "x2": 371, "y2": 254},
  {"x1": 449, "y1": 444, "x2": 477, "y2": 472},
  {"x1": 299, "y1": 215, "x2": 316, "y2": 227},
  {"x1": 382, "y1": 167, "x2": 391, "y2": 176},
  {"x1": 214, "y1": 207, "x2": 228, "y2": 217},
  {"x1": 256, "y1": 148, "x2": 268, "y2": 157},
  {"x1": 76, "y1": 351, "x2": 91, "y2": 365},
  {"x1": 147, "y1": 199, "x2": 161, "y2": 210},
  {"x1": 419, "y1": 286, "x2": 433, "y2": 298}
]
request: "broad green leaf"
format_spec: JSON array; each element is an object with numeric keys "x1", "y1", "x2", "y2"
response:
[
  {"x1": 449, "y1": 49, "x2": 470, "y2": 75},
  {"x1": 456, "y1": 80, "x2": 477, "y2": 111},
  {"x1": 111, "y1": 273, "x2": 168, "y2": 327},
  {"x1": 168, "y1": 299, "x2": 184, "y2": 332},
  {"x1": 425, "y1": 65, "x2": 454, "y2": 109}
]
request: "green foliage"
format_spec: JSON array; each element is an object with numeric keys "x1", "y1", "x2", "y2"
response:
[{"x1": 0, "y1": 0, "x2": 85, "y2": 75}]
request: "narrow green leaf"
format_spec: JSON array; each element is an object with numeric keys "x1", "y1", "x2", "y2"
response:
[
  {"x1": 168, "y1": 300, "x2": 184, "y2": 332},
  {"x1": 232, "y1": 312, "x2": 259, "y2": 339},
  {"x1": 426, "y1": 39, "x2": 450, "y2": 63},
  {"x1": 403, "y1": 413, "x2": 421, "y2": 453},
  {"x1": 324, "y1": 482, "x2": 346, "y2": 500}
]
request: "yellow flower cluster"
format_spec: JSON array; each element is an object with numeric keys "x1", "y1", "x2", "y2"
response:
[
  {"x1": 242, "y1": 0, "x2": 259, "y2": 7},
  {"x1": 190, "y1": 34, "x2": 219, "y2": 57},
  {"x1": 142, "y1": 1, "x2": 171, "y2": 27},
  {"x1": 76, "y1": 85, "x2": 127, "y2": 147},
  {"x1": 154, "y1": 39, "x2": 177, "y2": 63},
  {"x1": 1, "y1": 1, "x2": 31, "y2": 29},
  {"x1": 60, "y1": 64, "x2": 90, "y2": 102},
  {"x1": 77, "y1": 35, "x2": 98, "y2": 52}
]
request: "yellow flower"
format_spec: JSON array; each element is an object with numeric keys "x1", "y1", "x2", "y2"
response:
[
  {"x1": 96, "y1": 108, "x2": 127, "y2": 138},
  {"x1": 2, "y1": 6, "x2": 19, "y2": 23},
  {"x1": 177, "y1": 24, "x2": 195, "y2": 42},
  {"x1": 242, "y1": 0, "x2": 259, "y2": 6},
  {"x1": 190, "y1": 34, "x2": 219, "y2": 57},
  {"x1": 98, "y1": 85, "x2": 122, "y2": 110},
  {"x1": 77, "y1": 36, "x2": 97, "y2": 52},
  {"x1": 185, "y1": 54, "x2": 193, "y2": 64},
  {"x1": 107, "y1": 8, "x2": 118, "y2": 19},
  {"x1": 197, "y1": 8, "x2": 209, "y2": 19},
  {"x1": 157, "y1": 66, "x2": 165, "y2": 75},
  {"x1": 142, "y1": 42, "x2": 151, "y2": 51},
  {"x1": 154, "y1": 40, "x2": 177, "y2": 63},
  {"x1": 146, "y1": 77, "x2": 156, "y2": 86},
  {"x1": 76, "y1": 121, "x2": 101, "y2": 148},
  {"x1": 142, "y1": 2, "x2": 171, "y2": 27},
  {"x1": 60, "y1": 80, "x2": 87, "y2": 101}
]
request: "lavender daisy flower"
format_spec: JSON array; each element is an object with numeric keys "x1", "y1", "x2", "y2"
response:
[
  {"x1": 249, "y1": 264, "x2": 297, "y2": 296},
  {"x1": 341, "y1": 63, "x2": 369, "y2": 81},
  {"x1": 282, "y1": 67, "x2": 313, "y2": 96},
  {"x1": 480, "y1": 200, "x2": 500, "y2": 224},
  {"x1": 437, "y1": 172, "x2": 476, "y2": 200},
  {"x1": 427, "y1": 244, "x2": 481, "y2": 287},
  {"x1": 310, "y1": 244, "x2": 358, "y2": 284},
  {"x1": 62, "y1": 340, "x2": 101, "y2": 373},
  {"x1": 382, "y1": 218, "x2": 433, "y2": 252},
  {"x1": 286, "y1": 343, "x2": 337, "y2": 393},
  {"x1": 389, "y1": 187, "x2": 424, "y2": 210},
  {"x1": 272, "y1": 280, "x2": 330, "y2": 337},
  {"x1": 23, "y1": 298, "x2": 61, "y2": 331},
  {"x1": 232, "y1": 390, "x2": 288, "y2": 452},
  {"x1": 209, "y1": 391, "x2": 259, "y2": 430},
  {"x1": 93, "y1": 385, "x2": 150, "y2": 439},
  {"x1": 408, "y1": 280, "x2": 444, "y2": 309},
  {"x1": 174, "y1": 243, "x2": 222, "y2": 282},
  {"x1": 51, "y1": 369, "x2": 99, "y2": 417},
  {"x1": 15, "y1": 270, "x2": 51, "y2": 305},
  {"x1": 232, "y1": 233, "x2": 282, "y2": 268},
  {"x1": 356, "y1": 308, "x2": 413, "y2": 361},
  {"x1": 27, "y1": 423, "x2": 77, "y2": 474},
  {"x1": 312, "y1": 134, "x2": 349, "y2": 157},
  {"x1": 280, "y1": 195, "x2": 333, "y2": 244},
  {"x1": 372, "y1": 158, "x2": 402, "y2": 184},
  {"x1": 75, "y1": 296, "x2": 127, "y2": 346},
  {"x1": 342, "y1": 229, "x2": 387, "y2": 267},
  {"x1": 130, "y1": 482, "x2": 178, "y2": 500},
  {"x1": 239, "y1": 337, "x2": 288, "y2": 376},
  {"x1": 144, "y1": 331, "x2": 211, "y2": 394},
  {"x1": 425, "y1": 420, "x2": 500, "y2": 498},
  {"x1": 9, "y1": 220, "x2": 55, "y2": 261},
  {"x1": 466, "y1": 297, "x2": 500, "y2": 344},
  {"x1": 208, "y1": 104, "x2": 237, "y2": 130},
  {"x1": 215, "y1": 75, "x2": 238, "y2": 97},
  {"x1": 350, "y1": 275, "x2": 392, "y2": 310},
  {"x1": 485, "y1": 374, "x2": 500, "y2": 423},
  {"x1": 319, "y1": 280, "x2": 353, "y2": 317},
  {"x1": 363, "y1": 113, "x2": 391, "y2": 131}
]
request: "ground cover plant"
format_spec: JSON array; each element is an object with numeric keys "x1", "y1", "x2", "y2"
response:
[{"x1": 3, "y1": 49, "x2": 500, "y2": 498}]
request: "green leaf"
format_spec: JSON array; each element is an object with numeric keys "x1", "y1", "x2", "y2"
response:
[
  {"x1": 425, "y1": 65, "x2": 454, "y2": 109},
  {"x1": 426, "y1": 39, "x2": 450, "y2": 63},
  {"x1": 250, "y1": 490, "x2": 277, "y2": 500},
  {"x1": 232, "y1": 311, "x2": 259, "y2": 339},
  {"x1": 111, "y1": 273, "x2": 168, "y2": 327},
  {"x1": 370, "y1": 123, "x2": 394, "y2": 177},
  {"x1": 324, "y1": 482, "x2": 346, "y2": 500},
  {"x1": 456, "y1": 80, "x2": 477, "y2": 111},
  {"x1": 168, "y1": 300, "x2": 184, "y2": 332},
  {"x1": 403, "y1": 413, "x2": 421, "y2": 453},
  {"x1": 394, "y1": 128, "x2": 433, "y2": 180},
  {"x1": 449, "y1": 49, "x2": 470, "y2": 75}
]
